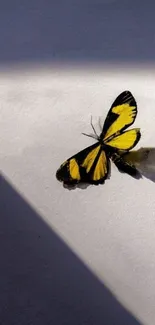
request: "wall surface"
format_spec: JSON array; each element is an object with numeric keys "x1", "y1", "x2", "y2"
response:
[{"x1": 1, "y1": 1, "x2": 155, "y2": 325}]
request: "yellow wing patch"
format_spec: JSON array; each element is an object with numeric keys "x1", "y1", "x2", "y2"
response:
[
  {"x1": 105, "y1": 128, "x2": 140, "y2": 150},
  {"x1": 81, "y1": 145, "x2": 101, "y2": 172},
  {"x1": 93, "y1": 150, "x2": 107, "y2": 181},
  {"x1": 104, "y1": 103, "x2": 136, "y2": 140},
  {"x1": 69, "y1": 158, "x2": 80, "y2": 180}
]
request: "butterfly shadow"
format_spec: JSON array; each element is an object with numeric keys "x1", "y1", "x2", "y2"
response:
[
  {"x1": 63, "y1": 182, "x2": 90, "y2": 191},
  {"x1": 123, "y1": 147, "x2": 155, "y2": 183}
]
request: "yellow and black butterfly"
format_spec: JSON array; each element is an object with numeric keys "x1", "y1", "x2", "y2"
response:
[{"x1": 56, "y1": 91, "x2": 141, "y2": 185}]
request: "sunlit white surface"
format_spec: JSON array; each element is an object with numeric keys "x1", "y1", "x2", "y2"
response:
[{"x1": 1, "y1": 64, "x2": 155, "y2": 325}]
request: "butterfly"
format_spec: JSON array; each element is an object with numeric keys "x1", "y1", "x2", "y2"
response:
[{"x1": 56, "y1": 91, "x2": 141, "y2": 186}]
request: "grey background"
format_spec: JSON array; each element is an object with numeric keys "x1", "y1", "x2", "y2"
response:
[{"x1": 0, "y1": 0, "x2": 154, "y2": 65}]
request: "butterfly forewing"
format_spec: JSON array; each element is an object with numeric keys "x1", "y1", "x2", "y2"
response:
[{"x1": 101, "y1": 91, "x2": 137, "y2": 141}]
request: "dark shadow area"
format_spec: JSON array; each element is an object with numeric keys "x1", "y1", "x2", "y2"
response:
[
  {"x1": 123, "y1": 147, "x2": 155, "y2": 183},
  {"x1": 111, "y1": 153, "x2": 142, "y2": 180},
  {"x1": 0, "y1": 173, "x2": 142, "y2": 325},
  {"x1": 0, "y1": 0, "x2": 155, "y2": 66}
]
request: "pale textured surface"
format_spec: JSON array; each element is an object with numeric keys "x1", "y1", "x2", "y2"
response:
[
  {"x1": 1, "y1": 66, "x2": 155, "y2": 325},
  {"x1": 1, "y1": 1, "x2": 155, "y2": 324}
]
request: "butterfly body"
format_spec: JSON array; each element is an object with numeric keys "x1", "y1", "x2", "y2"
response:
[{"x1": 56, "y1": 91, "x2": 141, "y2": 186}]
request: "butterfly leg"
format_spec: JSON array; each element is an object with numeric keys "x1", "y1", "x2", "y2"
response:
[{"x1": 81, "y1": 132, "x2": 97, "y2": 140}]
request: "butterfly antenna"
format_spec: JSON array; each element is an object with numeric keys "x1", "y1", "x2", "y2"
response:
[
  {"x1": 81, "y1": 116, "x2": 99, "y2": 140},
  {"x1": 98, "y1": 116, "x2": 103, "y2": 132},
  {"x1": 90, "y1": 115, "x2": 98, "y2": 137}
]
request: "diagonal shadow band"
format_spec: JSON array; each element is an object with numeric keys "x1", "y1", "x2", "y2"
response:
[
  {"x1": 122, "y1": 147, "x2": 155, "y2": 182},
  {"x1": 0, "y1": 174, "x2": 142, "y2": 325}
]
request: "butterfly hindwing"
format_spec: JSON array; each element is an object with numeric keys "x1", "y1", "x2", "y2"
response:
[
  {"x1": 105, "y1": 128, "x2": 141, "y2": 150},
  {"x1": 56, "y1": 143, "x2": 109, "y2": 185},
  {"x1": 101, "y1": 91, "x2": 137, "y2": 140}
]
